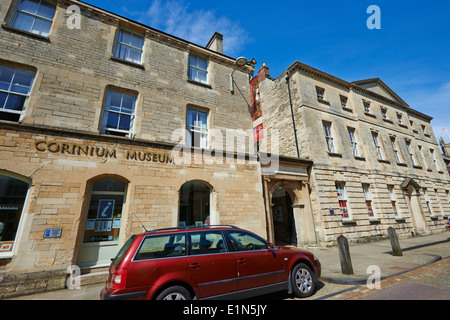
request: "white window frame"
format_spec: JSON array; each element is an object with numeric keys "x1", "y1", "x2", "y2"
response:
[
  {"x1": 418, "y1": 145, "x2": 428, "y2": 169},
  {"x1": 430, "y1": 148, "x2": 441, "y2": 172},
  {"x1": 434, "y1": 189, "x2": 444, "y2": 216},
  {"x1": 323, "y1": 121, "x2": 336, "y2": 153},
  {"x1": 101, "y1": 89, "x2": 137, "y2": 137},
  {"x1": 390, "y1": 137, "x2": 402, "y2": 163},
  {"x1": 188, "y1": 53, "x2": 209, "y2": 84},
  {"x1": 372, "y1": 132, "x2": 384, "y2": 160},
  {"x1": 405, "y1": 140, "x2": 417, "y2": 166},
  {"x1": 335, "y1": 182, "x2": 350, "y2": 219},
  {"x1": 423, "y1": 188, "x2": 434, "y2": 216},
  {"x1": 316, "y1": 87, "x2": 325, "y2": 100},
  {"x1": 362, "y1": 184, "x2": 375, "y2": 217},
  {"x1": 0, "y1": 65, "x2": 36, "y2": 122},
  {"x1": 10, "y1": 0, "x2": 56, "y2": 37},
  {"x1": 388, "y1": 185, "x2": 400, "y2": 217},
  {"x1": 186, "y1": 108, "x2": 209, "y2": 148},
  {"x1": 113, "y1": 28, "x2": 145, "y2": 65},
  {"x1": 340, "y1": 95, "x2": 349, "y2": 109},
  {"x1": 348, "y1": 128, "x2": 360, "y2": 157},
  {"x1": 363, "y1": 101, "x2": 371, "y2": 114}
]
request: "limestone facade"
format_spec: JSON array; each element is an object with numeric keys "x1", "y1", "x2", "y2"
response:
[{"x1": 258, "y1": 61, "x2": 450, "y2": 246}]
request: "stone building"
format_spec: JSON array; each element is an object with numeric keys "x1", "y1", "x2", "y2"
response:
[
  {"x1": 257, "y1": 61, "x2": 450, "y2": 246},
  {"x1": 0, "y1": 0, "x2": 266, "y2": 297},
  {"x1": 439, "y1": 137, "x2": 450, "y2": 174}
]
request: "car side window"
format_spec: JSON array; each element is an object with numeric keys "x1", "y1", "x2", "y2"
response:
[
  {"x1": 134, "y1": 234, "x2": 186, "y2": 260},
  {"x1": 226, "y1": 230, "x2": 267, "y2": 252},
  {"x1": 189, "y1": 231, "x2": 228, "y2": 255}
]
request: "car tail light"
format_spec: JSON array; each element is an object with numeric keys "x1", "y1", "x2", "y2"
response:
[{"x1": 111, "y1": 268, "x2": 128, "y2": 289}]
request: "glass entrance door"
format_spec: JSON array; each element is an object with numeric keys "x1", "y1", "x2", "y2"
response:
[{"x1": 78, "y1": 178, "x2": 127, "y2": 268}]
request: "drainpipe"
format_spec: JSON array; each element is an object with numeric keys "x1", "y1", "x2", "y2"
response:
[{"x1": 286, "y1": 72, "x2": 300, "y2": 158}]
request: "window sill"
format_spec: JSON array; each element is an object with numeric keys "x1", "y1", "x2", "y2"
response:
[
  {"x1": 382, "y1": 118, "x2": 393, "y2": 124},
  {"x1": 317, "y1": 98, "x2": 330, "y2": 106},
  {"x1": 369, "y1": 217, "x2": 381, "y2": 224},
  {"x1": 110, "y1": 56, "x2": 145, "y2": 70},
  {"x1": 341, "y1": 106, "x2": 353, "y2": 112},
  {"x1": 1, "y1": 24, "x2": 51, "y2": 42},
  {"x1": 427, "y1": 168, "x2": 432, "y2": 172},
  {"x1": 354, "y1": 156, "x2": 366, "y2": 161},
  {"x1": 396, "y1": 162, "x2": 408, "y2": 167},
  {"x1": 327, "y1": 152, "x2": 342, "y2": 158},
  {"x1": 342, "y1": 218, "x2": 357, "y2": 225},
  {"x1": 424, "y1": 133, "x2": 431, "y2": 138},
  {"x1": 378, "y1": 159, "x2": 390, "y2": 164},
  {"x1": 413, "y1": 165, "x2": 423, "y2": 170},
  {"x1": 413, "y1": 129, "x2": 419, "y2": 134},
  {"x1": 187, "y1": 79, "x2": 212, "y2": 89},
  {"x1": 430, "y1": 215, "x2": 439, "y2": 221},
  {"x1": 364, "y1": 112, "x2": 377, "y2": 118},
  {"x1": 394, "y1": 217, "x2": 406, "y2": 222},
  {"x1": 438, "y1": 170, "x2": 444, "y2": 174},
  {"x1": 399, "y1": 123, "x2": 408, "y2": 129}
]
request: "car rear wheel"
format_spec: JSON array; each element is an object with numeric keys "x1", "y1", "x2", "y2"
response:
[
  {"x1": 155, "y1": 285, "x2": 192, "y2": 300},
  {"x1": 291, "y1": 263, "x2": 316, "y2": 298}
]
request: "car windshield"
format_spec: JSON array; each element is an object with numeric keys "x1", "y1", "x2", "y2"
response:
[{"x1": 112, "y1": 235, "x2": 135, "y2": 266}]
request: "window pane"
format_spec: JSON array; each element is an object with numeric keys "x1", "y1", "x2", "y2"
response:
[
  {"x1": 36, "y1": 0, "x2": 56, "y2": 19},
  {"x1": 118, "y1": 30, "x2": 131, "y2": 45},
  {"x1": 0, "y1": 92, "x2": 7, "y2": 108},
  {"x1": 107, "y1": 91, "x2": 122, "y2": 108},
  {"x1": 0, "y1": 67, "x2": 14, "y2": 91},
  {"x1": 118, "y1": 114, "x2": 131, "y2": 131},
  {"x1": 4, "y1": 94, "x2": 26, "y2": 111},
  {"x1": 121, "y1": 94, "x2": 135, "y2": 113},
  {"x1": 105, "y1": 112, "x2": 119, "y2": 129},
  {"x1": 11, "y1": 70, "x2": 34, "y2": 94},
  {"x1": 197, "y1": 70, "x2": 207, "y2": 83},
  {"x1": 227, "y1": 231, "x2": 267, "y2": 251},
  {"x1": 189, "y1": 231, "x2": 227, "y2": 255},
  {"x1": 114, "y1": 44, "x2": 129, "y2": 61},
  {"x1": 188, "y1": 67, "x2": 198, "y2": 81},
  {"x1": 135, "y1": 234, "x2": 186, "y2": 260},
  {"x1": 127, "y1": 48, "x2": 142, "y2": 64},
  {"x1": 17, "y1": 0, "x2": 40, "y2": 15},
  {"x1": 12, "y1": 12, "x2": 34, "y2": 33},
  {"x1": 189, "y1": 55, "x2": 198, "y2": 67},
  {"x1": 197, "y1": 57, "x2": 208, "y2": 70},
  {"x1": 31, "y1": 18, "x2": 52, "y2": 36},
  {"x1": 92, "y1": 178, "x2": 126, "y2": 192},
  {"x1": 130, "y1": 34, "x2": 144, "y2": 49}
]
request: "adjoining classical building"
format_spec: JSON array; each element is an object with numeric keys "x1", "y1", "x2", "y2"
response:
[
  {"x1": 439, "y1": 137, "x2": 450, "y2": 174},
  {"x1": 256, "y1": 61, "x2": 450, "y2": 246},
  {"x1": 0, "y1": 0, "x2": 266, "y2": 297}
]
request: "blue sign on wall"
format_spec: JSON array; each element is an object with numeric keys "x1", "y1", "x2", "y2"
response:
[{"x1": 44, "y1": 228, "x2": 62, "y2": 238}]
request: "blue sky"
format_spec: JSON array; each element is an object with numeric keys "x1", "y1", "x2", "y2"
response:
[{"x1": 83, "y1": 0, "x2": 450, "y2": 144}]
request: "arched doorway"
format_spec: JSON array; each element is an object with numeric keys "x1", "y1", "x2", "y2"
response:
[
  {"x1": 78, "y1": 177, "x2": 127, "y2": 268},
  {"x1": 179, "y1": 181, "x2": 211, "y2": 226},
  {"x1": 0, "y1": 173, "x2": 30, "y2": 258},
  {"x1": 271, "y1": 186, "x2": 297, "y2": 246}
]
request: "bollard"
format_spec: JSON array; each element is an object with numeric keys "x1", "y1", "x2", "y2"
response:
[
  {"x1": 337, "y1": 235, "x2": 353, "y2": 275},
  {"x1": 387, "y1": 227, "x2": 403, "y2": 256}
]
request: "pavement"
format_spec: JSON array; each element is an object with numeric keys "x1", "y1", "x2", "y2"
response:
[{"x1": 6, "y1": 230, "x2": 450, "y2": 300}]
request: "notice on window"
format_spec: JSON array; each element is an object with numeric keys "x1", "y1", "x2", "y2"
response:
[{"x1": 95, "y1": 220, "x2": 112, "y2": 232}]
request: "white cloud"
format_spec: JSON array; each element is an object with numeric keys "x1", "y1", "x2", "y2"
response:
[{"x1": 136, "y1": 0, "x2": 249, "y2": 56}]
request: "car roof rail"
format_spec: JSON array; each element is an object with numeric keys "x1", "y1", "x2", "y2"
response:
[{"x1": 146, "y1": 224, "x2": 239, "y2": 234}]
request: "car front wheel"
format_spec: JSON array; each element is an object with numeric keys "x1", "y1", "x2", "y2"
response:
[
  {"x1": 155, "y1": 285, "x2": 192, "y2": 300},
  {"x1": 291, "y1": 263, "x2": 316, "y2": 298}
]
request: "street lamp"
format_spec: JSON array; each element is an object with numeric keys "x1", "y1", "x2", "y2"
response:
[{"x1": 230, "y1": 57, "x2": 256, "y2": 93}]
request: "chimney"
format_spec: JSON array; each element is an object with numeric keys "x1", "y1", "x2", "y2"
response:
[
  {"x1": 206, "y1": 32, "x2": 223, "y2": 54},
  {"x1": 257, "y1": 62, "x2": 269, "y2": 82}
]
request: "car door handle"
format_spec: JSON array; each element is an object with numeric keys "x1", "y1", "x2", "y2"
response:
[
  {"x1": 189, "y1": 263, "x2": 200, "y2": 270},
  {"x1": 237, "y1": 258, "x2": 247, "y2": 264}
]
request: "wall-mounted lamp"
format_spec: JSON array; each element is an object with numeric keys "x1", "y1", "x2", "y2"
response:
[{"x1": 230, "y1": 57, "x2": 256, "y2": 93}]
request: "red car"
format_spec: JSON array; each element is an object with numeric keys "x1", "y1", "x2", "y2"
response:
[{"x1": 100, "y1": 225, "x2": 321, "y2": 300}]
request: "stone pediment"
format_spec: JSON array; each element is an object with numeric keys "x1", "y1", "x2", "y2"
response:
[{"x1": 352, "y1": 78, "x2": 409, "y2": 107}]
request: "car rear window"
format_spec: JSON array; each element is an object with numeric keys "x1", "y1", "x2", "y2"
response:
[
  {"x1": 112, "y1": 235, "x2": 136, "y2": 266},
  {"x1": 134, "y1": 234, "x2": 186, "y2": 261}
]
